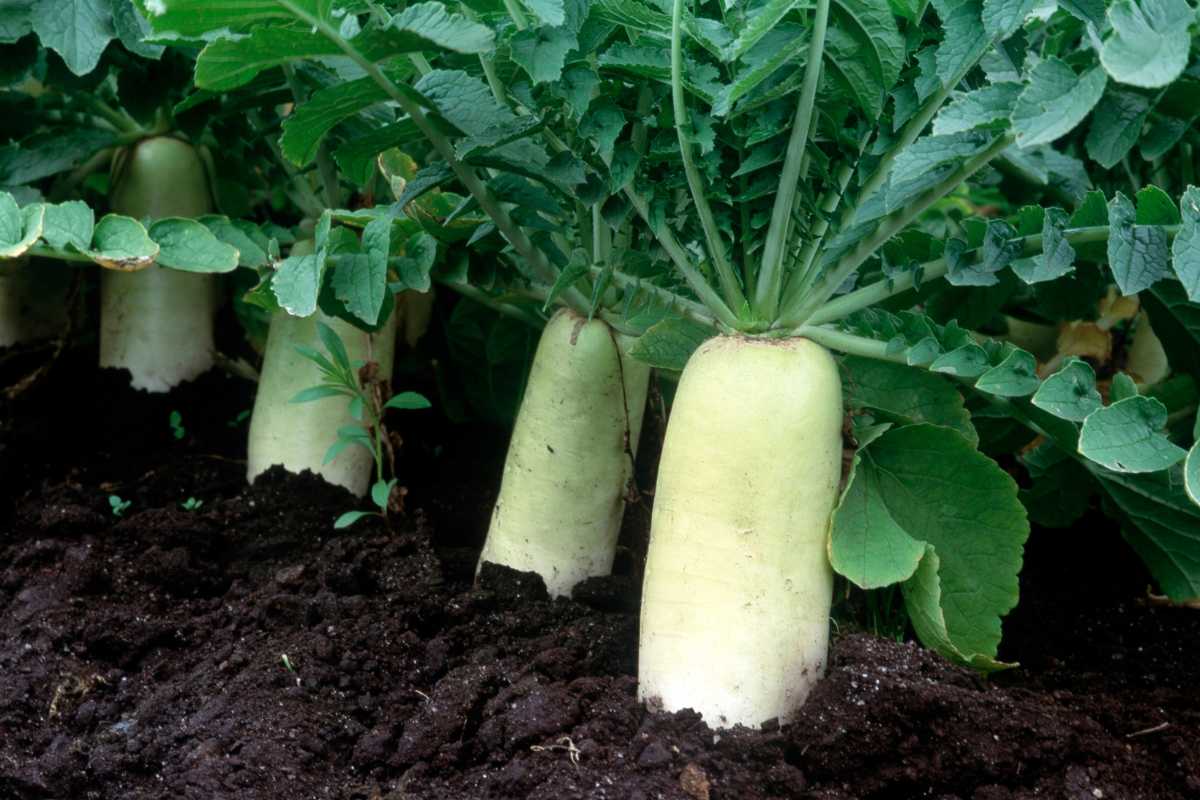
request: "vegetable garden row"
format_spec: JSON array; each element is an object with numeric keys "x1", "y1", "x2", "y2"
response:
[{"x1": 2, "y1": 0, "x2": 1200, "y2": 796}]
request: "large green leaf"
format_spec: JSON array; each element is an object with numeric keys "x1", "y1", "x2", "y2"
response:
[
  {"x1": 1011, "y1": 58, "x2": 1107, "y2": 147},
  {"x1": 841, "y1": 356, "x2": 977, "y2": 443},
  {"x1": 280, "y1": 75, "x2": 390, "y2": 167},
  {"x1": 1099, "y1": 0, "x2": 1193, "y2": 89},
  {"x1": 32, "y1": 0, "x2": 114, "y2": 76},
  {"x1": 830, "y1": 424, "x2": 1028, "y2": 670}
]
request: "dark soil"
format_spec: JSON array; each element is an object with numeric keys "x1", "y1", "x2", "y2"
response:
[{"x1": 2, "y1": 353, "x2": 1198, "y2": 800}]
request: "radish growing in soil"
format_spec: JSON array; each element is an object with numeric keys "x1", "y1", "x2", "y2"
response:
[
  {"x1": 247, "y1": 240, "x2": 401, "y2": 498},
  {"x1": 101, "y1": 137, "x2": 218, "y2": 392},
  {"x1": 130, "y1": 0, "x2": 1200, "y2": 728},
  {"x1": 479, "y1": 308, "x2": 650, "y2": 597}
]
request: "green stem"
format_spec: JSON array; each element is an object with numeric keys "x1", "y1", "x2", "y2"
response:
[
  {"x1": 753, "y1": 0, "x2": 830, "y2": 318},
  {"x1": 592, "y1": 204, "x2": 610, "y2": 264},
  {"x1": 670, "y1": 0, "x2": 745, "y2": 313},
  {"x1": 794, "y1": 325, "x2": 908, "y2": 363},
  {"x1": 409, "y1": 53, "x2": 433, "y2": 75},
  {"x1": 83, "y1": 96, "x2": 142, "y2": 136},
  {"x1": 502, "y1": 0, "x2": 531, "y2": 29},
  {"x1": 480, "y1": 54, "x2": 509, "y2": 108},
  {"x1": 782, "y1": 134, "x2": 1014, "y2": 326},
  {"x1": 782, "y1": 134, "x2": 867, "y2": 312}
]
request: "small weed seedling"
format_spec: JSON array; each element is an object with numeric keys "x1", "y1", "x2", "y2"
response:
[
  {"x1": 181, "y1": 497, "x2": 203, "y2": 511},
  {"x1": 281, "y1": 653, "x2": 300, "y2": 687},
  {"x1": 108, "y1": 496, "x2": 131, "y2": 517},
  {"x1": 168, "y1": 410, "x2": 185, "y2": 440},
  {"x1": 291, "y1": 322, "x2": 430, "y2": 529}
]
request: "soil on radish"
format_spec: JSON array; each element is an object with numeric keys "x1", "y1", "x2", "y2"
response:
[{"x1": 1, "y1": 355, "x2": 1198, "y2": 800}]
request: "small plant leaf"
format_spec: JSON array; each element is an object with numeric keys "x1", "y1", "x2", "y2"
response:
[
  {"x1": 148, "y1": 218, "x2": 240, "y2": 273},
  {"x1": 1031, "y1": 358, "x2": 1103, "y2": 421},
  {"x1": 334, "y1": 510, "x2": 374, "y2": 529},
  {"x1": 1079, "y1": 395, "x2": 1187, "y2": 472},
  {"x1": 290, "y1": 385, "x2": 349, "y2": 404},
  {"x1": 1107, "y1": 191, "x2": 1170, "y2": 295},
  {"x1": 316, "y1": 322, "x2": 353, "y2": 372},
  {"x1": 323, "y1": 436, "x2": 370, "y2": 465},
  {"x1": 384, "y1": 391, "x2": 432, "y2": 411},
  {"x1": 371, "y1": 478, "x2": 395, "y2": 511},
  {"x1": 628, "y1": 318, "x2": 714, "y2": 371},
  {"x1": 85, "y1": 214, "x2": 158, "y2": 270},
  {"x1": 975, "y1": 348, "x2": 1039, "y2": 397},
  {"x1": 41, "y1": 200, "x2": 94, "y2": 251}
]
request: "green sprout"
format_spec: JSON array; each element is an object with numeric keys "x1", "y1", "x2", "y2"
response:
[
  {"x1": 169, "y1": 410, "x2": 185, "y2": 440},
  {"x1": 181, "y1": 497, "x2": 203, "y2": 511},
  {"x1": 291, "y1": 322, "x2": 430, "y2": 529},
  {"x1": 109, "y1": 495, "x2": 131, "y2": 517}
]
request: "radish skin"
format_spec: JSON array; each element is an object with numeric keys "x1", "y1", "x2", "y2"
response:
[
  {"x1": 246, "y1": 242, "x2": 398, "y2": 497},
  {"x1": 100, "y1": 137, "x2": 215, "y2": 392},
  {"x1": 478, "y1": 309, "x2": 650, "y2": 598},
  {"x1": 638, "y1": 335, "x2": 842, "y2": 729}
]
